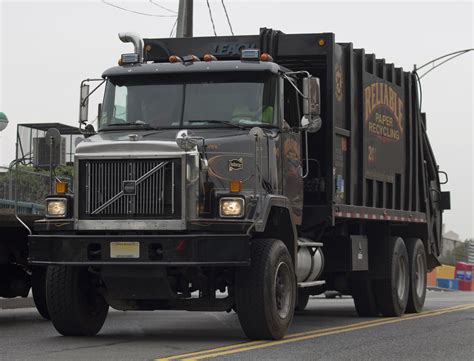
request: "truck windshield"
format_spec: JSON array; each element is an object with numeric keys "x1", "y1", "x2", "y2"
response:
[{"x1": 100, "y1": 72, "x2": 277, "y2": 130}]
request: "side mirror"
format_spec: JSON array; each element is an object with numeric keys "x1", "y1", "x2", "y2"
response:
[
  {"x1": 79, "y1": 83, "x2": 90, "y2": 125},
  {"x1": 84, "y1": 124, "x2": 96, "y2": 138},
  {"x1": 440, "y1": 191, "x2": 451, "y2": 210},
  {"x1": 97, "y1": 103, "x2": 102, "y2": 123},
  {"x1": 303, "y1": 77, "x2": 321, "y2": 116},
  {"x1": 438, "y1": 170, "x2": 448, "y2": 185}
]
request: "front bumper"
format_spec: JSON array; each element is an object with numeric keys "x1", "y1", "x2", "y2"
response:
[{"x1": 28, "y1": 233, "x2": 251, "y2": 266}]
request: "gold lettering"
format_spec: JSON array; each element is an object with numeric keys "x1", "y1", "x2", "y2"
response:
[
  {"x1": 379, "y1": 83, "x2": 384, "y2": 108},
  {"x1": 365, "y1": 86, "x2": 372, "y2": 121},
  {"x1": 371, "y1": 83, "x2": 377, "y2": 111},
  {"x1": 397, "y1": 98, "x2": 404, "y2": 132},
  {"x1": 383, "y1": 84, "x2": 389, "y2": 108}
]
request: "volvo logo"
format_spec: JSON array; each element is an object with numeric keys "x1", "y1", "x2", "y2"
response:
[{"x1": 123, "y1": 180, "x2": 137, "y2": 195}]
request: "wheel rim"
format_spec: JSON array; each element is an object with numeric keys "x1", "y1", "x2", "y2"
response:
[
  {"x1": 414, "y1": 253, "x2": 426, "y2": 298},
  {"x1": 396, "y1": 256, "x2": 407, "y2": 301},
  {"x1": 274, "y1": 262, "x2": 292, "y2": 319}
]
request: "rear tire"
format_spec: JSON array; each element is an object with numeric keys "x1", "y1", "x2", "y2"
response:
[
  {"x1": 46, "y1": 266, "x2": 108, "y2": 336},
  {"x1": 405, "y1": 238, "x2": 427, "y2": 313},
  {"x1": 236, "y1": 239, "x2": 296, "y2": 340},
  {"x1": 374, "y1": 237, "x2": 409, "y2": 317},
  {"x1": 32, "y1": 267, "x2": 50, "y2": 320},
  {"x1": 352, "y1": 277, "x2": 379, "y2": 317}
]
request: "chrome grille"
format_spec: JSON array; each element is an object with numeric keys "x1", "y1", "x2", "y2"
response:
[{"x1": 80, "y1": 159, "x2": 180, "y2": 218}]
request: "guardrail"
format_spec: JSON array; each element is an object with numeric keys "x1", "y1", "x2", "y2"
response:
[{"x1": 0, "y1": 198, "x2": 45, "y2": 215}]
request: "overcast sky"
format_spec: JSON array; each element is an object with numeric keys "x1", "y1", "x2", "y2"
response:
[{"x1": 0, "y1": 0, "x2": 473, "y2": 239}]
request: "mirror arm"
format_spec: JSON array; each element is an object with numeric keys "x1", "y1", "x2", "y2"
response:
[
  {"x1": 80, "y1": 79, "x2": 106, "y2": 107},
  {"x1": 281, "y1": 73, "x2": 307, "y2": 99}
]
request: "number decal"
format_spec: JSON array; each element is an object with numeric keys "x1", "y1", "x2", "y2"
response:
[{"x1": 368, "y1": 145, "x2": 376, "y2": 163}]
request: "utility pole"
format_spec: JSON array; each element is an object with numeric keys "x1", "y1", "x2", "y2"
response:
[{"x1": 176, "y1": 0, "x2": 193, "y2": 38}]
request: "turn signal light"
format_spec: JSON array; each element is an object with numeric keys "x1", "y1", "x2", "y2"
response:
[
  {"x1": 169, "y1": 55, "x2": 183, "y2": 63},
  {"x1": 203, "y1": 54, "x2": 217, "y2": 62},
  {"x1": 55, "y1": 182, "x2": 68, "y2": 194},
  {"x1": 229, "y1": 180, "x2": 242, "y2": 193},
  {"x1": 260, "y1": 53, "x2": 273, "y2": 62}
]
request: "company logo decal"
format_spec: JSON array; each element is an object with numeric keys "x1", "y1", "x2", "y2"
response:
[
  {"x1": 364, "y1": 82, "x2": 404, "y2": 141},
  {"x1": 211, "y1": 42, "x2": 257, "y2": 57},
  {"x1": 228, "y1": 158, "x2": 244, "y2": 172},
  {"x1": 122, "y1": 180, "x2": 136, "y2": 195}
]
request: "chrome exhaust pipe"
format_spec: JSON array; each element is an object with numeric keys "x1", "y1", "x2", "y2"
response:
[{"x1": 118, "y1": 32, "x2": 144, "y2": 63}]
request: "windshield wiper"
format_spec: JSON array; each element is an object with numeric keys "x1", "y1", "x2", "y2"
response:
[
  {"x1": 187, "y1": 120, "x2": 247, "y2": 130},
  {"x1": 104, "y1": 121, "x2": 154, "y2": 129}
]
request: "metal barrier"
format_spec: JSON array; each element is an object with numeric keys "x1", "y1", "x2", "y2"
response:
[{"x1": 0, "y1": 198, "x2": 45, "y2": 215}]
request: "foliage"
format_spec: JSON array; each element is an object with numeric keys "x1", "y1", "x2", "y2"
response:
[
  {"x1": 438, "y1": 240, "x2": 468, "y2": 266},
  {"x1": 0, "y1": 164, "x2": 73, "y2": 204}
]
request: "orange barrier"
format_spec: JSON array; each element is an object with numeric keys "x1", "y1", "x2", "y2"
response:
[{"x1": 427, "y1": 269, "x2": 437, "y2": 287}]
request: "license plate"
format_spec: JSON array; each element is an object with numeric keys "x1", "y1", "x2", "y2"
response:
[{"x1": 110, "y1": 242, "x2": 140, "y2": 258}]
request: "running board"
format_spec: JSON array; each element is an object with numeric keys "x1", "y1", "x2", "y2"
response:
[{"x1": 297, "y1": 280, "x2": 326, "y2": 288}]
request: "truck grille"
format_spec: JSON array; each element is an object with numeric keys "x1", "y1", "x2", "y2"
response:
[{"x1": 78, "y1": 159, "x2": 181, "y2": 219}]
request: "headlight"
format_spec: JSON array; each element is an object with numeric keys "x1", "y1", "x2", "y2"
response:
[
  {"x1": 46, "y1": 198, "x2": 67, "y2": 218},
  {"x1": 219, "y1": 197, "x2": 244, "y2": 218}
]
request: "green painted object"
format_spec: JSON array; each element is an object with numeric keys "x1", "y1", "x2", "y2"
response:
[{"x1": 0, "y1": 112, "x2": 8, "y2": 131}]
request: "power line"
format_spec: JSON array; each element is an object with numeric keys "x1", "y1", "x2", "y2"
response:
[
  {"x1": 149, "y1": 0, "x2": 178, "y2": 14},
  {"x1": 102, "y1": 1, "x2": 176, "y2": 18},
  {"x1": 220, "y1": 0, "x2": 234, "y2": 35},
  {"x1": 206, "y1": 0, "x2": 217, "y2": 36}
]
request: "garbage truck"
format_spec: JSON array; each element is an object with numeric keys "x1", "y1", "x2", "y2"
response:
[{"x1": 28, "y1": 28, "x2": 450, "y2": 339}]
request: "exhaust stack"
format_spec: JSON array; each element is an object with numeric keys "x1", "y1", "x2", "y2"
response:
[{"x1": 118, "y1": 32, "x2": 144, "y2": 63}]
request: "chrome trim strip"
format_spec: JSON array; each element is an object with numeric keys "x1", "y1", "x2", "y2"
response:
[{"x1": 76, "y1": 219, "x2": 186, "y2": 230}]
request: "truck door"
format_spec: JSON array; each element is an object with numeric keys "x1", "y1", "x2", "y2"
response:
[{"x1": 281, "y1": 77, "x2": 303, "y2": 225}]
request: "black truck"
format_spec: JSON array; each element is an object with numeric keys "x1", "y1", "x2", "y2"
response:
[{"x1": 28, "y1": 28, "x2": 450, "y2": 339}]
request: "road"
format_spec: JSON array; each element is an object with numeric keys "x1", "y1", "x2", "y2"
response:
[{"x1": 1, "y1": 291, "x2": 473, "y2": 361}]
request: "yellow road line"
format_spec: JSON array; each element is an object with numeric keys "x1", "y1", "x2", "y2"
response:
[
  {"x1": 285, "y1": 303, "x2": 471, "y2": 339},
  {"x1": 156, "y1": 340, "x2": 267, "y2": 361},
  {"x1": 155, "y1": 304, "x2": 473, "y2": 361},
  {"x1": 188, "y1": 304, "x2": 474, "y2": 360}
]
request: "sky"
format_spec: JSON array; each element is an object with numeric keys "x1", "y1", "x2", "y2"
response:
[{"x1": 0, "y1": 0, "x2": 473, "y2": 239}]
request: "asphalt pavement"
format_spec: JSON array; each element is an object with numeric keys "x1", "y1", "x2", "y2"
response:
[{"x1": 1, "y1": 291, "x2": 473, "y2": 361}]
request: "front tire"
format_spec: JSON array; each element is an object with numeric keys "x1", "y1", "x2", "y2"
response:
[
  {"x1": 405, "y1": 238, "x2": 427, "y2": 313},
  {"x1": 32, "y1": 267, "x2": 50, "y2": 320},
  {"x1": 46, "y1": 266, "x2": 108, "y2": 336},
  {"x1": 236, "y1": 239, "x2": 296, "y2": 340},
  {"x1": 374, "y1": 237, "x2": 409, "y2": 317}
]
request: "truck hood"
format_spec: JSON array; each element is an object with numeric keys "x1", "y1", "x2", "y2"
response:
[{"x1": 75, "y1": 128, "x2": 252, "y2": 157}]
